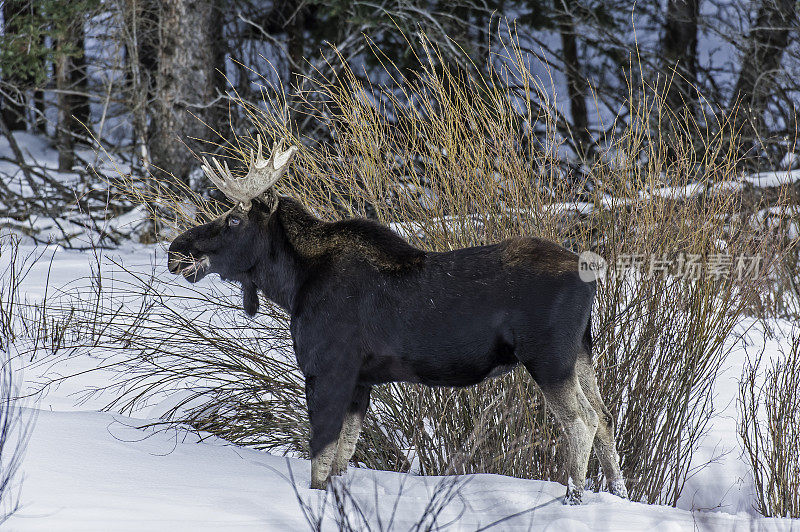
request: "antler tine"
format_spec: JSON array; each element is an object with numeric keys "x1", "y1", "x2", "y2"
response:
[
  {"x1": 251, "y1": 135, "x2": 268, "y2": 170},
  {"x1": 201, "y1": 156, "x2": 224, "y2": 187},
  {"x1": 269, "y1": 142, "x2": 281, "y2": 169},
  {"x1": 213, "y1": 158, "x2": 229, "y2": 182},
  {"x1": 201, "y1": 156, "x2": 213, "y2": 180}
]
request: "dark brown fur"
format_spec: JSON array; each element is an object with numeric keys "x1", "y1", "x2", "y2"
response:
[
  {"x1": 278, "y1": 198, "x2": 425, "y2": 272},
  {"x1": 500, "y1": 236, "x2": 579, "y2": 273}
]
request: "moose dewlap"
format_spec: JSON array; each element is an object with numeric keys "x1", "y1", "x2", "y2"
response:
[{"x1": 167, "y1": 138, "x2": 628, "y2": 505}]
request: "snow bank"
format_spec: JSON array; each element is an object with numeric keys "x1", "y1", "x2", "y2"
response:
[{"x1": 3, "y1": 246, "x2": 798, "y2": 531}]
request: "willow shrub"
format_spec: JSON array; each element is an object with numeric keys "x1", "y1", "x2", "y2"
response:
[{"x1": 739, "y1": 334, "x2": 800, "y2": 518}]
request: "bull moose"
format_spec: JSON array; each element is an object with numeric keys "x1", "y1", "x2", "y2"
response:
[{"x1": 167, "y1": 138, "x2": 628, "y2": 505}]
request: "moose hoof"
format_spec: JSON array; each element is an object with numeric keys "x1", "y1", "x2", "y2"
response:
[
  {"x1": 609, "y1": 479, "x2": 628, "y2": 499},
  {"x1": 310, "y1": 478, "x2": 329, "y2": 490},
  {"x1": 564, "y1": 482, "x2": 583, "y2": 505}
]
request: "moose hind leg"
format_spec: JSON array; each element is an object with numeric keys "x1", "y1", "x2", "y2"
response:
[
  {"x1": 575, "y1": 358, "x2": 628, "y2": 499},
  {"x1": 331, "y1": 385, "x2": 371, "y2": 477},
  {"x1": 540, "y1": 374, "x2": 599, "y2": 505}
]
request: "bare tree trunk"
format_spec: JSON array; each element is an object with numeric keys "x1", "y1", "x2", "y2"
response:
[
  {"x1": 286, "y1": 0, "x2": 308, "y2": 126},
  {"x1": 661, "y1": 0, "x2": 700, "y2": 117},
  {"x1": 120, "y1": 0, "x2": 159, "y2": 178},
  {"x1": 70, "y1": 18, "x2": 90, "y2": 134},
  {"x1": 54, "y1": 44, "x2": 74, "y2": 171},
  {"x1": 32, "y1": 89, "x2": 46, "y2": 134},
  {"x1": 31, "y1": 16, "x2": 48, "y2": 135},
  {"x1": 53, "y1": 14, "x2": 88, "y2": 171},
  {"x1": 557, "y1": 6, "x2": 592, "y2": 160},
  {"x1": 729, "y1": 0, "x2": 797, "y2": 166},
  {"x1": 1, "y1": 1, "x2": 33, "y2": 131},
  {"x1": 148, "y1": 0, "x2": 224, "y2": 185}
]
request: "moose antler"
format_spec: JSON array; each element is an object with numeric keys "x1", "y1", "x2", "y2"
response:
[{"x1": 201, "y1": 136, "x2": 298, "y2": 210}]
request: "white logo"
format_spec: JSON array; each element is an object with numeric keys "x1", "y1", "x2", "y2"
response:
[{"x1": 578, "y1": 251, "x2": 607, "y2": 283}]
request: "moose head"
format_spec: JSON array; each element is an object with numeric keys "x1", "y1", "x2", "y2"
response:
[{"x1": 167, "y1": 138, "x2": 297, "y2": 315}]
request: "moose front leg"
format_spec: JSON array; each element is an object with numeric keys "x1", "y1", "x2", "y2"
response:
[
  {"x1": 305, "y1": 374, "x2": 355, "y2": 490},
  {"x1": 311, "y1": 441, "x2": 338, "y2": 490},
  {"x1": 331, "y1": 385, "x2": 371, "y2": 477}
]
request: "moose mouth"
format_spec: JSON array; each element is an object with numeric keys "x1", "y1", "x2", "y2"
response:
[{"x1": 169, "y1": 254, "x2": 210, "y2": 281}]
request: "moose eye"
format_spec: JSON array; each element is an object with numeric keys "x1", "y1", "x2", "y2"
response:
[{"x1": 228, "y1": 216, "x2": 242, "y2": 227}]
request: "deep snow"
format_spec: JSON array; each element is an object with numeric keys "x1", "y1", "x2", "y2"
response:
[{"x1": 1, "y1": 244, "x2": 798, "y2": 531}]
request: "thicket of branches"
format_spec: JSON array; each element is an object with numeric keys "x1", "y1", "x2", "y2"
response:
[
  {"x1": 1, "y1": 0, "x2": 799, "y2": 244},
  {"x1": 739, "y1": 334, "x2": 800, "y2": 519},
  {"x1": 0, "y1": 237, "x2": 37, "y2": 525}
]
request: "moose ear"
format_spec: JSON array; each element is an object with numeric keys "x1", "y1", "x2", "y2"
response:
[{"x1": 242, "y1": 280, "x2": 260, "y2": 317}]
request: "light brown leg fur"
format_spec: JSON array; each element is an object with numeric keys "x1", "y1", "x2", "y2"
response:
[
  {"x1": 575, "y1": 357, "x2": 628, "y2": 498},
  {"x1": 330, "y1": 409, "x2": 365, "y2": 477},
  {"x1": 541, "y1": 373, "x2": 599, "y2": 505},
  {"x1": 310, "y1": 441, "x2": 337, "y2": 490}
]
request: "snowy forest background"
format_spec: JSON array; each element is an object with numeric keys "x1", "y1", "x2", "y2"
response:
[
  {"x1": 1, "y1": 0, "x2": 800, "y2": 529},
  {"x1": 0, "y1": 0, "x2": 798, "y2": 244}
]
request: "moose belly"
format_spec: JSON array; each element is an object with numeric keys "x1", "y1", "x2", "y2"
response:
[
  {"x1": 354, "y1": 273, "x2": 533, "y2": 387},
  {"x1": 358, "y1": 332, "x2": 519, "y2": 387}
]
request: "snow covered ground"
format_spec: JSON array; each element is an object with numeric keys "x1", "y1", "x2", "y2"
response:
[{"x1": 1, "y1": 244, "x2": 798, "y2": 531}]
